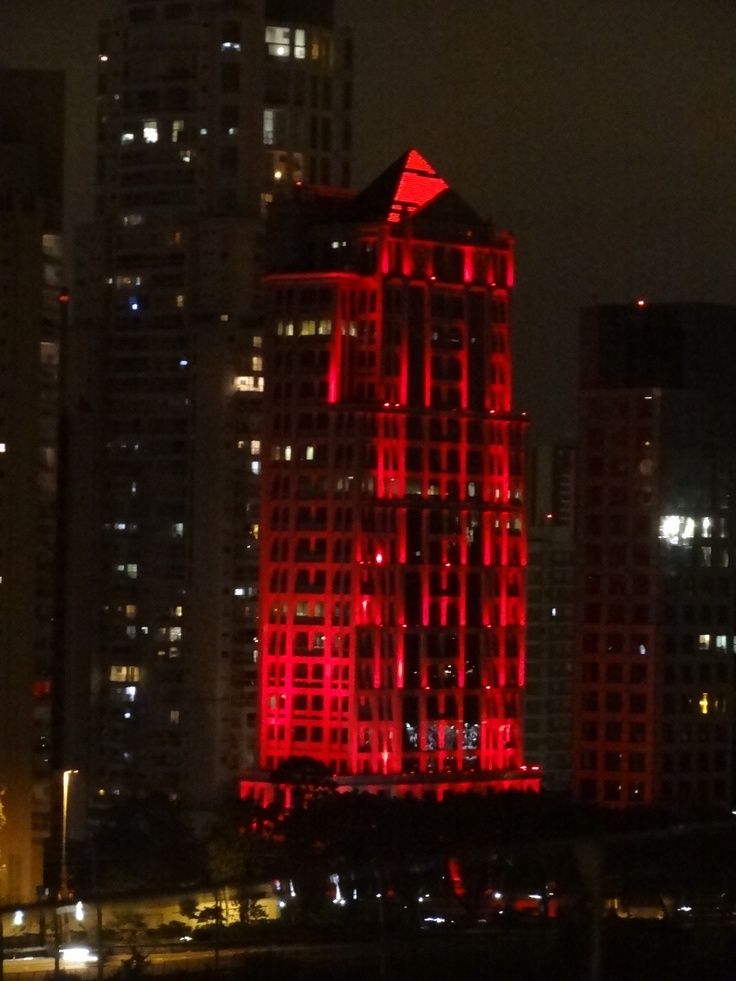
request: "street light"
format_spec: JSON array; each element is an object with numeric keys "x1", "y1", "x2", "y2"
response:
[{"x1": 60, "y1": 769, "x2": 78, "y2": 900}]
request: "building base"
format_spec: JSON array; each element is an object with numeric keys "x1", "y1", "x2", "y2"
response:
[{"x1": 240, "y1": 767, "x2": 540, "y2": 809}]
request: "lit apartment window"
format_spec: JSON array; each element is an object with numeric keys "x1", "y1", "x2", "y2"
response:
[
  {"x1": 171, "y1": 119, "x2": 184, "y2": 142},
  {"x1": 0, "y1": 443, "x2": 6, "y2": 453},
  {"x1": 221, "y1": 41, "x2": 241, "y2": 52},
  {"x1": 265, "y1": 25, "x2": 290, "y2": 57},
  {"x1": 110, "y1": 665, "x2": 140, "y2": 683},
  {"x1": 300, "y1": 320, "x2": 316, "y2": 336},
  {"x1": 252, "y1": 356, "x2": 263, "y2": 371},
  {"x1": 250, "y1": 440, "x2": 261, "y2": 456},
  {"x1": 170, "y1": 710, "x2": 181, "y2": 724},
  {"x1": 234, "y1": 375, "x2": 264, "y2": 392},
  {"x1": 294, "y1": 28, "x2": 306, "y2": 59},
  {"x1": 263, "y1": 109, "x2": 274, "y2": 145},
  {"x1": 121, "y1": 132, "x2": 135, "y2": 144},
  {"x1": 251, "y1": 461, "x2": 261, "y2": 475},
  {"x1": 125, "y1": 604, "x2": 137, "y2": 619},
  {"x1": 698, "y1": 633, "x2": 711, "y2": 650},
  {"x1": 169, "y1": 626, "x2": 182, "y2": 641},
  {"x1": 305, "y1": 446, "x2": 315, "y2": 461},
  {"x1": 318, "y1": 320, "x2": 332, "y2": 335},
  {"x1": 143, "y1": 120, "x2": 159, "y2": 144},
  {"x1": 253, "y1": 336, "x2": 263, "y2": 348}
]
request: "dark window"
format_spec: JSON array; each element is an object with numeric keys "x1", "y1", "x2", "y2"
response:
[{"x1": 221, "y1": 63, "x2": 240, "y2": 93}]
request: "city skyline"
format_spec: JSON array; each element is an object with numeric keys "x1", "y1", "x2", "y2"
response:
[{"x1": 2, "y1": 0, "x2": 735, "y2": 440}]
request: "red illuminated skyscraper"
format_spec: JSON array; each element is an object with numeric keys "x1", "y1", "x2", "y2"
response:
[{"x1": 245, "y1": 150, "x2": 538, "y2": 797}]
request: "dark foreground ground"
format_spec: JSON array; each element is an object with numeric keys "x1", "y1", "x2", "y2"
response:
[{"x1": 149, "y1": 922, "x2": 736, "y2": 981}]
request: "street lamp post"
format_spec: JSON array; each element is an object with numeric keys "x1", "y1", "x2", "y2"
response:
[{"x1": 60, "y1": 769, "x2": 78, "y2": 901}]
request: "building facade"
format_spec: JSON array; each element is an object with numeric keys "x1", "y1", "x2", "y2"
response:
[
  {"x1": 573, "y1": 303, "x2": 736, "y2": 808},
  {"x1": 524, "y1": 443, "x2": 575, "y2": 791},
  {"x1": 247, "y1": 150, "x2": 538, "y2": 797},
  {"x1": 0, "y1": 69, "x2": 65, "y2": 902},
  {"x1": 64, "y1": 0, "x2": 352, "y2": 814}
]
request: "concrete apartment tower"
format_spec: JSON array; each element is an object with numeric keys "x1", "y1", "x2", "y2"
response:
[
  {"x1": 63, "y1": 0, "x2": 352, "y2": 820},
  {"x1": 0, "y1": 69, "x2": 65, "y2": 902},
  {"x1": 574, "y1": 303, "x2": 736, "y2": 808}
]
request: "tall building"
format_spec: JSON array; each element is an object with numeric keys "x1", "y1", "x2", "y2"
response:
[
  {"x1": 244, "y1": 149, "x2": 538, "y2": 797},
  {"x1": 64, "y1": 0, "x2": 352, "y2": 816},
  {"x1": 0, "y1": 69, "x2": 65, "y2": 902},
  {"x1": 573, "y1": 302, "x2": 736, "y2": 808},
  {"x1": 524, "y1": 443, "x2": 575, "y2": 791}
]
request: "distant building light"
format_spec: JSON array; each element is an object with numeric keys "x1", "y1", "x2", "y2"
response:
[
  {"x1": 98, "y1": 54, "x2": 109, "y2": 62},
  {"x1": 274, "y1": 170, "x2": 283, "y2": 181},
  {"x1": 636, "y1": 297, "x2": 646, "y2": 307}
]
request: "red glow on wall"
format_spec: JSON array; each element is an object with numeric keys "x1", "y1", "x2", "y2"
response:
[{"x1": 256, "y1": 152, "x2": 530, "y2": 790}]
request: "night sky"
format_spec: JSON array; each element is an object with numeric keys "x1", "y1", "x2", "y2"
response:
[{"x1": 2, "y1": 0, "x2": 735, "y2": 440}]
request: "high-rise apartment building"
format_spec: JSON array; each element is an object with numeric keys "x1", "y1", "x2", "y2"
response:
[
  {"x1": 525, "y1": 443, "x2": 575, "y2": 791},
  {"x1": 244, "y1": 150, "x2": 538, "y2": 797},
  {"x1": 574, "y1": 303, "x2": 736, "y2": 808},
  {"x1": 0, "y1": 69, "x2": 65, "y2": 902},
  {"x1": 64, "y1": 0, "x2": 352, "y2": 815}
]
